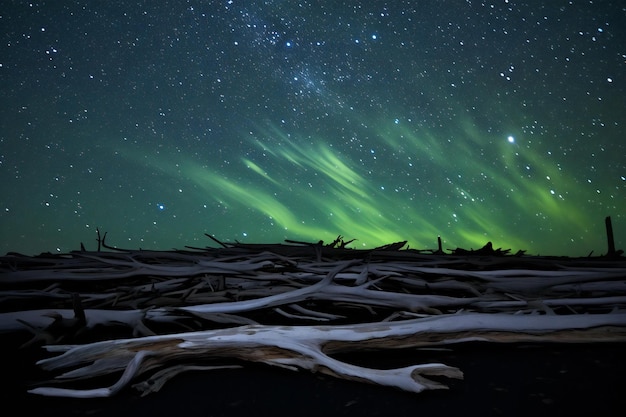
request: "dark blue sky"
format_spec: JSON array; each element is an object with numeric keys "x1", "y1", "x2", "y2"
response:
[{"x1": 1, "y1": 1, "x2": 624, "y2": 256}]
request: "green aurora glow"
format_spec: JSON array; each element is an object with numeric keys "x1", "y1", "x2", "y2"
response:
[{"x1": 0, "y1": 2, "x2": 624, "y2": 256}]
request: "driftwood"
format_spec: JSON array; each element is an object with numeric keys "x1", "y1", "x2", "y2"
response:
[{"x1": 1, "y1": 236, "x2": 625, "y2": 398}]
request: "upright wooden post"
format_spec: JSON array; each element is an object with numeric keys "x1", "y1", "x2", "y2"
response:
[{"x1": 605, "y1": 216, "x2": 616, "y2": 257}]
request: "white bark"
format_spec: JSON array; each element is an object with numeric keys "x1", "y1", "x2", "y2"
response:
[{"x1": 28, "y1": 312, "x2": 626, "y2": 398}]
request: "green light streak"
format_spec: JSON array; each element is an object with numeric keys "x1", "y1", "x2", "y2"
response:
[
  {"x1": 370, "y1": 108, "x2": 599, "y2": 252},
  {"x1": 111, "y1": 105, "x2": 614, "y2": 255},
  {"x1": 241, "y1": 158, "x2": 280, "y2": 186}
]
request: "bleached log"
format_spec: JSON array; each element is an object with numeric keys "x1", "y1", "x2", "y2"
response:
[
  {"x1": 473, "y1": 296, "x2": 626, "y2": 310},
  {"x1": 179, "y1": 259, "x2": 359, "y2": 315},
  {"x1": 0, "y1": 308, "x2": 156, "y2": 337},
  {"x1": 0, "y1": 255, "x2": 276, "y2": 283},
  {"x1": 27, "y1": 312, "x2": 626, "y2": 398}
]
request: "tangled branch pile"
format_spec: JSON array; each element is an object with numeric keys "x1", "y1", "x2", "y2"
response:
[{"x1": 1, "y1": 237, "x2": 625, "y2": 398}]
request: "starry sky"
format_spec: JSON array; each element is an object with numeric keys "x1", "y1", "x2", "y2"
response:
[{"x1": 1, "y1": 1, "x2": 625, "y2": 257}]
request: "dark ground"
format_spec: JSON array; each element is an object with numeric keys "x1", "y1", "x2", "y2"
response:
[{"x1": 2, "y1": 334, "x2": 624, "y2": 417}]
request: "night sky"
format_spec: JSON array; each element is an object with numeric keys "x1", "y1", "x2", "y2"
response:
[{"x1": 1, "y1": 1, "x2": 624, "y2": 256}]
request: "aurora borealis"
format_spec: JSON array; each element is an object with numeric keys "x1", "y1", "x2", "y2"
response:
[{"x1": 1, "y1": 1, "x2": 624, "y2": 256}]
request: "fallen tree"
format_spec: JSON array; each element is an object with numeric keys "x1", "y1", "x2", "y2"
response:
[{"x1": 27, "y1": 312, "x2": 626, "y2": 398}]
